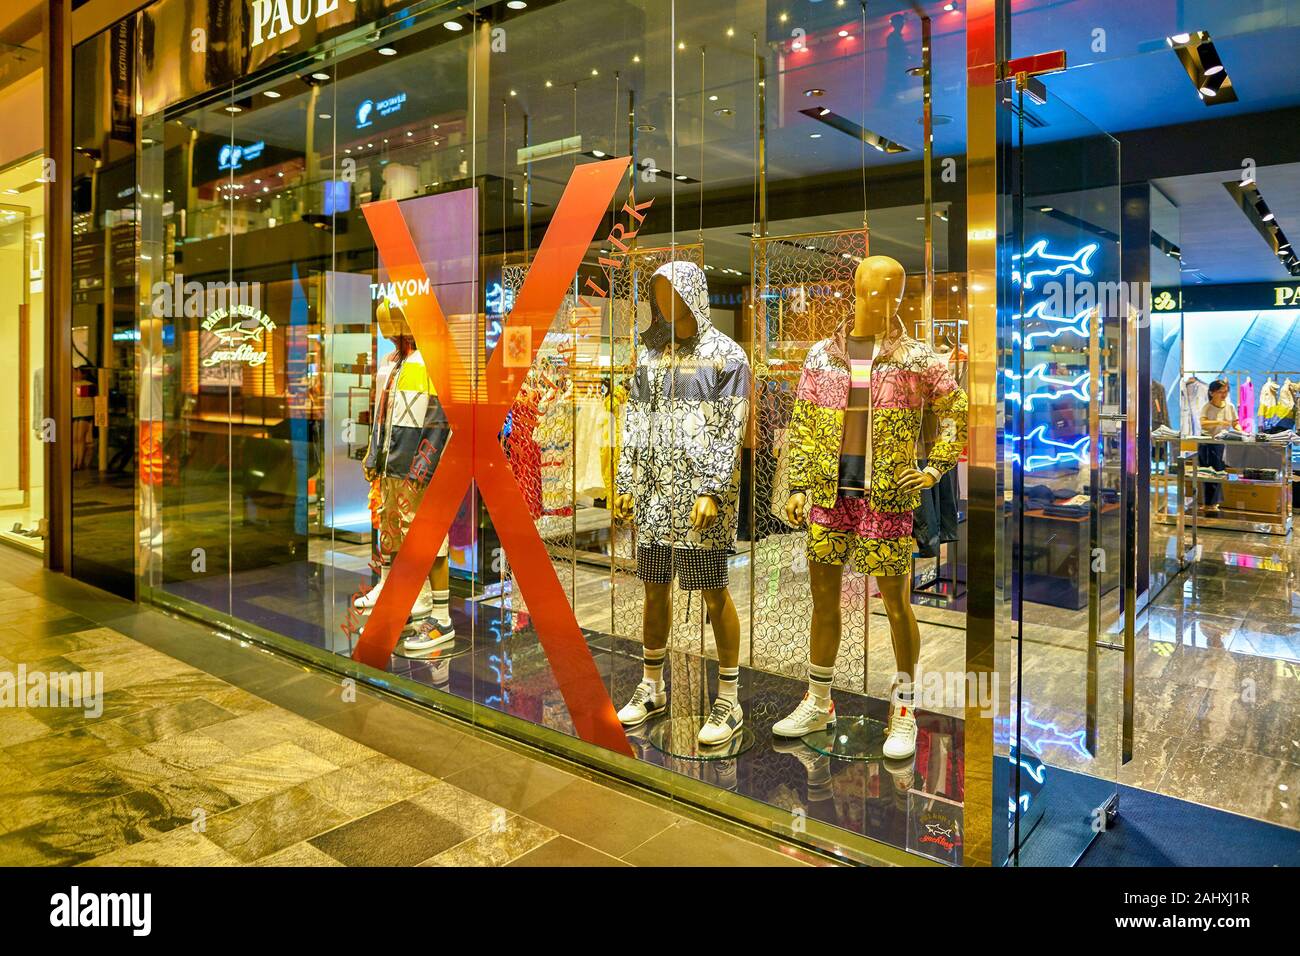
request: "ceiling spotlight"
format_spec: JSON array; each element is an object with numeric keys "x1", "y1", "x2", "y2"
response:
[
  {"x1": 312, "y1": 72, "x2": 331, "y2": 81},
  {"x1": 509, "y1": 89, "x2": 517, "y2": 96},
  {"x1": 810, "y1": 133, "x2": 822, "y2": 138},
  {"x1": 709, "y1": 94, "x2": 718, "y2": 101},
  {"x1": 675, "y1": 174, "x2": 688, "y2": 181},
  {"x1": 1263, "y1": 211, "x2": 1276, "y2": 222},
  {"x1": 318, "y1": 112, "x2": 331, "y2": 119},
  {"x1": 803, "y1": 88, "x2": 826, "y2": 97},
  {"x1": 591, "y1": 149, "x2": 606, "y2": 157},
  {"x1": 838, "y1": 30, "x2": 850, "y2": 38},
  {"x1": 507, "y1": 0, "x2": 528, "y2": 8},
  {"x1": 591, "y1": 68, "x2": 599, "y2": 75},
  {"x1": 818, "y1": 107, "x2": 831, "y2": 116},
  {"x1": 1167, "y1": 33, "x2": 1192, "y2": 46},
  {"x1": 443, "y1": 19, "x2": 464, "y2": 31},
  {"x1": 225, "y1": 105, "x2": 242, "y2": 113},
  {"x1": 378, "y1": 46, "x2": 397, "y2": 56},
  {"x1": 263, "y1": 90, "x2": 281, "y2": 98},
  {"x1": 714, "y1": 108, "x2": 733, "y2": 117},
  {"x1": 726, "y1": 27, "x2": 735, "y2": 37},
  {"x1": 943, "y1": 1, "x2": 958, "y2": 11},
  {"x1": 545, "y1": 80, "x2": 553, "y2": 87},
  {"x1": 633, "y1": 55, "x2": 641, "y2": 63}
]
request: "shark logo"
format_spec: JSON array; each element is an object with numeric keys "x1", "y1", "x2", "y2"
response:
[
  {"x1": 356, "y1": 99, "x2": 374, "y2": 129},
  {"x1": 201, "y1": 305, "x2": 275, "y2": 368},
  {"x1": 1012, "y1": 240, "x2": 1098, "y2": 291}
]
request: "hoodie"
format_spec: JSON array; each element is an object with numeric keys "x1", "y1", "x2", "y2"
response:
[
  {"x1": 786, "y1": 315, "x2": 967, "y2": 517},
  {"x1": 615, "y1": 260, "x2": 751, "y2": 551}
]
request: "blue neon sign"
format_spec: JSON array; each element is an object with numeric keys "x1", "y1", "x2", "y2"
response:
[{"x1": 217, "y1": 140, "x2": 265, "y2": 171}]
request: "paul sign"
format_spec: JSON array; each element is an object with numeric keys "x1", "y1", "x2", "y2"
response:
[{"x1": 249, "y1": 0, "x2": 356, "y2": 50}]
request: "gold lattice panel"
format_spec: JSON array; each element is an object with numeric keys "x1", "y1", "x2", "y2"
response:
[{"x1": 750, "y1": 228, "x2": 870, "y2": 693}]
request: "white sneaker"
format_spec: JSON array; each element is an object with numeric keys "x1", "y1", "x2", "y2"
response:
[
  {"x1": 772, "y1": 694, "x2": 836, "y2": 738},
  {"x1": 882, "y1": 705, "x2": 918, "y2": 759},
  {"x1": 354, "y1": 571, "x2": 387, "y2": 609},
  {"x1": 697, "y1": 698, "x2": 743, "y2": 747},
  {"x1": 403, "y1": 619, "x2": 456, "y2": 652},
  {"x1": 617, "y1": 680, "x2": 667, "y2": 728},
  {"x1": 409, "y1": 584, "x2": 433, "y2": 620}
]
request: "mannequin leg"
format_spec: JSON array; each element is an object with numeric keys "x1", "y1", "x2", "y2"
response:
[
  {"x1": 642, "y1": 580, "x2": 672, "y2": 651},
  {"x1": 874, "y1": 573, "x2": 920, "y2": 686},
  {"x1": 700, "y1": 587, "x2": 739, "y2": 669},
  {"x1": 809, "y1": 560, "x2": 845, "y2": 668}
]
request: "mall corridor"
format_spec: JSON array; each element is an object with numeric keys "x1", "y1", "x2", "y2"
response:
[{"x1": 0, "y1": 549, "x2": 824, "y2": 867}]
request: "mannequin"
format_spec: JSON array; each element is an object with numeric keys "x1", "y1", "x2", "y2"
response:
[
  {"x1": 776, "y1": 256, "x2": 968, "y2": 759},
  {"x1": 613, "y1": 260, "x2": 751, "y2": 747},
  {"x1": 357, "y1": 297, "x2": 455, "y2": 651}
]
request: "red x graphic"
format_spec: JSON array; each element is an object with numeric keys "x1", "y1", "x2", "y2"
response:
[{"x1": 358, "y1": 158, "x2": 633, "y2": 756}]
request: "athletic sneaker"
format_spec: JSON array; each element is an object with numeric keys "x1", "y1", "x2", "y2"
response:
[
  {"x1": 354, "y1": 575, "x2": 386, "y2": 610},
  {"x1": 402, "y1": 619, "x2": 456, "y2": 652},
  {"x1": 882, "y1": 705, "x2": 918, "y2": 759},
  {"x1": 697, "y1": 698, "x2": 743, "y2": 747},
  {"x1": 617, "y1": 680, "x2": 667, "y2": 728},
  {"x1": 772, "y1": 694, "x2": 836, "y2": 738}
]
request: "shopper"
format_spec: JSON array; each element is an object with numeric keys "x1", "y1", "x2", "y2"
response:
[{"x1": 1198, "y1": 379, "x2": 1238, "y2": 513}]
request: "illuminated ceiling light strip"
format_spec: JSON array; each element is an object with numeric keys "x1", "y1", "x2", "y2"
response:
[
  {"x1": 796, "y1": 107, "x2": 908, "y2": 153},
  {"x1": 1169, "y1": 31, "x2": 1238, "y2": 106},
  {"x1": 1224, "y1": 178, "x2": 1300, "y2": 277}
]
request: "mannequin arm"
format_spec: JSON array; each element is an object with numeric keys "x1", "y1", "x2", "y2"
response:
[{"x1": 921, "y1": 360, "x2": 969, "y2": 478}]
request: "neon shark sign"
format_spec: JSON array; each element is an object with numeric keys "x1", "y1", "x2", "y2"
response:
[{"x1": 201, "y1": 304, "x2": 276, "y2": 368}]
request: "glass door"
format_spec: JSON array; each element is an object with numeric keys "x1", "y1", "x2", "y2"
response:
[{"x1": 1006, "y1": 72, "x2": 1132, "y2": 865}]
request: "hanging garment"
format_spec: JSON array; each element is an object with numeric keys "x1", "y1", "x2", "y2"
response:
[
  {"x1": 1152, "y1": 380, "x2": 1171, "y2": 429},
  {"x1": 573, "y1": 394, "x2": 611, "y2": 499},
  {"x1": 536, "y1": 384, "x2": 575, "y2": 517},
  {"x1": 505, "y1": 389, "x2": 543, "y2": 519},
  {"x1": 1238, "y1": 378, "x2": 1256, "y2": 433},
  {"x1": 615, "y1": 260, "x2": 751, "y2": 552},
  {"x1": 1180, "y1": 377, "x2": 1209, "y2": 435},
  {"x1": 912, "y1": 458, "x2": 960, "y2": 559}
]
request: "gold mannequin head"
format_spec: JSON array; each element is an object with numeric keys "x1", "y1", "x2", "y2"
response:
[
  {"x1": 651, "y1": 273, "x2": 698, "y2": 342},
  {"x1": 376, "y1": 297, "x2": 412, "y2": 342},
  {"x1": 852, "y1": 255, "x2": 906, "y2": 337}
]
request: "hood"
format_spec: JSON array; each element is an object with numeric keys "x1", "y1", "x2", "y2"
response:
[{"x1": 644, "y1": 259, "x2": 712, "y2": 347}]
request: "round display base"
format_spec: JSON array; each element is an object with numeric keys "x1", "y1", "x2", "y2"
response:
[
  {"x1": 647, "y1": 715, "x2": 758, "y2": 761},
  {"x1": 392, "y1": 633, "x2": 473, "y2": 661},
  {"x1": 801, "y1": 715, "x2": 889, "y2": 761}
]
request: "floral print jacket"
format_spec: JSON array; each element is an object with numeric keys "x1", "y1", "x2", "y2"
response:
[
  {"x1": 787, "y1": 317, "x2": 968, "y2": 515},
  {"x1": 615, "y1": 261, "x2": 751, "y2": 551}
]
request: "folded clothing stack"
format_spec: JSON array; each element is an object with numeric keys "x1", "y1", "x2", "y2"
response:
[{"x1": 1151, "y1": 425, "x2": 1181, "y2": 441}]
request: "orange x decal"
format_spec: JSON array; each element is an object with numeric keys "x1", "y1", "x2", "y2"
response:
[{"x1": 358, "y1": 157, "x2": 633, "y2": 755}]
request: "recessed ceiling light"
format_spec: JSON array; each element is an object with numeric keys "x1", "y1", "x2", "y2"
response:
[
  {"x1": 675, "y1": 174, "x2": 688, "y2": 181},
  {"x1": 804, "y1": 88, "x2": 826, "y2": 97},
  {"x1": 591, "y1": 68, "x2": 599, "y2": 76},
  {"x1": 818, "y1": 107, "x2": 830, "y2": 116},
  {"x1": 838, "y1": 30, "x2": 850, "y2": 38},
  {"x1": 378, "y1": 46, "x2": 397, "y2": 56},
  {"x1": 312, "y1": 72, "x2": 330, "y2": 81},
  {"x1": 677, "y1": 41, "x2": 685, "y2": 50},
  {"x1": 319, "y1": 113, "x2": 331, "y2": 119},
  {"x1": 444, "y1": 20, "x2": 464, "y2": 32},
  {"x1": 509, "y1": 89, "x2": 517, "y2": 96},
  {"x1": 637, "y1": 124, "x2": 656, "y2": 132},
  {"x1": 633, "y1": 55, "x2": 641, "y2": 63},
  {"x1": 1168, "y1": 32, "x2": 1191, "y2": 45},
  {"x1": 263, "y1": 90, "x2": 281, "y2": 98},
  {"x1": 545, "y1": 80, "x2": 553, "y2": 87},
  {"x1": 591, "y1": 149, "x2": 606, "y2": 157},
  {"x1": 225, "y1": 105, "x2": 242, "y2": 113},
  {"x1": 726, "y1": 28, "x2": 734, "y2": 37},
  {"x1": 713, "y1": 108, "x2": 733, "y2": 117},
  {"x1": 809, "y1": 133, "x2": 822, "y2": 138},
  {"x1": 708, "y1": 95, "x2": 718, "y2": 101},
  {"x1": 507, "y1": 0, "x2": 528, "y2": 8}
]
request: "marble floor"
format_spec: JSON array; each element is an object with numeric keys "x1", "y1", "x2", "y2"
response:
[{"x1": 0, "y1": 549, "x2": 828, "y2": 868}]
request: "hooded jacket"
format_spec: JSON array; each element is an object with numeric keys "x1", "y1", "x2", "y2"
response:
[
  {"x1": 615, "y1": 260, "x2": 751, "y2": 551},
  {"x1": 364, "y1": 343, "x2": 451, "y2": 484},
  {"x1": 787, "y1": 316, "x2": 967, "y2": 517}
]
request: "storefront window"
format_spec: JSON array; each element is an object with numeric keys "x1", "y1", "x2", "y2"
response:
[{"x1": 0, "y1": 154, "x2": 46, "y2": 553}]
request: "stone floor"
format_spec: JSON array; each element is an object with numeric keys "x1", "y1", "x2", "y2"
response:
[{"x1": 0, "y1": 549, "x2": 829, "y2": 867}]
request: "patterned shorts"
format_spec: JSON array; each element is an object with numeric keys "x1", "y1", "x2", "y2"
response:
[
  {"x1": 379, "y1": 477, "x2": 449, "y2": 563},
  {"x1": 807, "y1": 497, "x2": 914, "y2": 577},
  {"x1": 636, "y1": 543, "x2": 731, "y2": 591}
]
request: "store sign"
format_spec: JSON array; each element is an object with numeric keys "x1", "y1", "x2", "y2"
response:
[
  {"x1": 218, "y1": 140, "x2": 266, "y2": 171},
  {"x1": 356, "y1": 93, "x2": 406, "y2": 129},
  {"x1": 370, "y1": 277, "x2": 430, "y2": 302},
  {"x1": 249, "y1": 0, "x2": 356, "y2": 50},
  {"x1": 201, "y1": 305, "x2": 276, "y2": 368},
  {"x1": 1152, "y1": 282, "x2": 1300, "y2": 312}
]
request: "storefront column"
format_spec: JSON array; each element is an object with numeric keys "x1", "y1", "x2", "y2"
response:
[
  {"x1": 963, "y1": 0, "x2": 1013, "y2": 868},
  {"x1": 43, "y1": 0, "x2": 73, "y2": 572}
]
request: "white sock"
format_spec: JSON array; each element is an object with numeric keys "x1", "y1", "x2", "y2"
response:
[
  {"x1": 718, "y1": 666, "x2": 739, "y2": 704},
  {"x1": 893, "y1": 680, "x2": 915, "y2": 716},
  {"x1": 808, "y1": 662, "x2": 834, "y2": 710},
  {"x1": 643, "y1": 647, "x2": 666, "y2": 689},
  {"x1": 432, "y1": 588, "x2": 450, "y2": 626}
]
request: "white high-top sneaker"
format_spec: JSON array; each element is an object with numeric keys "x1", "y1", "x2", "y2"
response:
[
  {"x1": 882, "y1": 705, "x2": 918, "y2": 759},
  {"x1": 353, "y1": 567, "x2": 388, "y2": 609}
]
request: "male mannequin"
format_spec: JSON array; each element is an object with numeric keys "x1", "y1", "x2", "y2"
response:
[
  {"x1": 775, "y1": 256, "x2": 967, "y2": 759},
  {"x1": 357, "y1": 297, "x2": 455, "y2": 651},
  {"x1": 613, "y1": 261, "x2": 751, "y2": 747}
]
